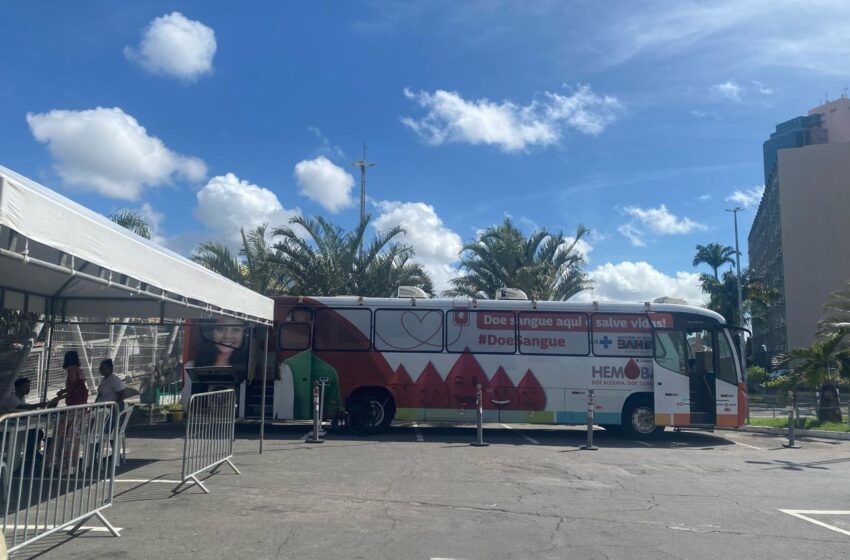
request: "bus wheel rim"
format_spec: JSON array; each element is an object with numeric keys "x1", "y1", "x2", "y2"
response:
[
  {"x1": 631, "y1": 407, "x2": 656, "y2": 434},
  {"x1": 369, "y1": 400, "x2": 385, "y2": 426}
]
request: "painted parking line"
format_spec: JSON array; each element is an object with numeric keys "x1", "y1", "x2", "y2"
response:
[
  {"x1": 729, "y1": 439, "x2": 763, "y2": 450},
  {"x1": 780, "y1": 509, "x2": 850, "y2": 537},
  {"x1": 500, "y1": 423, "x2": 540, "y2": 445},
  {"x1": 636, "y1": 440, "x2": 654, "y2": 447},
  {"x1": 412, "y1": 422, "x2": 425, "y2": 442}
]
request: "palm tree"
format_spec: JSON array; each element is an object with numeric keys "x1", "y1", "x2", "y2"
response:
[
  {"x1": 272, "y1": 215, "x2": 433, "y2": 297},
  {"x1": 817, "y1": 280, "x2": 850, "y2": 338},
  {"x1": 109, "y1": 209, "x2": 152, "y2": 239},
  {"x1": 693, "y1": 243, "x2": 736, "y2": 280},
  {"x1": 192, "y1": 224, "x2": 287, "y2": 296},
  {"x1": 446, "y1": 218, "x2": 590, "y2": 300},
  {"x1": 699, "y1": 269, "x2": 774, "y2": 327},
  {"x1": 773, "y1": 328, "x2": 850, "y2": 422}
]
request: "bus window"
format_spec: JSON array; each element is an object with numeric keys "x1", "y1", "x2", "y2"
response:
[
  {"x1": 279, "y1": 322, "x2": 311, "y2": 351},
  {"x1": 715, "y1": 329, "x2": 739, "y2": 385},
  {"x1": 517, "y1": 312, "x2": 589, "y2": 356},
  {"x1": 653, "y1": 330, "x2": 686, "y2": 374},
  {"x1": 374, "y1": 309, "x2": 444, "y2": 352},
  {"x1": 314, "y1": 308, "x2": 372, "y2": 351},
  {"x1": 446, "y1": 310, "x2": 516, "y2": 354}
]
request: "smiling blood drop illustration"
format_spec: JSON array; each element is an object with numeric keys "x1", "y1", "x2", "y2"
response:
[
  {"x1": 445, "y1": 349, "x2": 488, "y2": 408},
  {"x1": 412, "y1": 362, "x2": 449, "y2": 408},
  {"x1": 624, "y1": 358, "x2": 641, "y2": 380},
  {"x1": 486, "y1": 366, "x2": 517, "y2": 410},
  {"x1": 388, "y1": 365, "x2": 414, "y2": 408},
  {"x1": 517, "y1": 369, "x2": 546, "y2": 410}
]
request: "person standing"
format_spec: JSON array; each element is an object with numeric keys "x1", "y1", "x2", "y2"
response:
[{"x1": 45, "y1": 351, "x2": 89, "y2": 471}]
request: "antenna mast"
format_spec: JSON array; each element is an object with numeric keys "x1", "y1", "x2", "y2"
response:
[{"x1": 350, "y1": 142, "x2": 375, "y2": 256}]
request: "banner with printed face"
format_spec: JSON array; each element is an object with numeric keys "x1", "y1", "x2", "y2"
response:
[{"x1": 591, "y1": 313, "x2": 674, "y2": 357}]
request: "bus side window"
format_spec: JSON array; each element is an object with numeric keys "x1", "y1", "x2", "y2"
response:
[
  {"x1": 654, "y1": 330, "x2": 687, "y2": 374},
  {"x1": 714, "y1": 330, "x2": 739, "y2": 385},
  {"x1": 280, "y1": 322, "x2": 311, "y2": 351}
]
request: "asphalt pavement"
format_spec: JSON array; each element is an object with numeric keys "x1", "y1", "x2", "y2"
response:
[{"x1": 10, "y1": 422, "x2": 850, "y2": 560}]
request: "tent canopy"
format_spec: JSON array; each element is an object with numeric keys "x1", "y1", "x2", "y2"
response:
[{"x1": 0, "y1": 165, "x2": 273, "y2": 324}]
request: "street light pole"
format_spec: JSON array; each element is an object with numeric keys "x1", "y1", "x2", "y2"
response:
[{"x1": 726, "y1": 207, "x2": 747, "y2": 399}]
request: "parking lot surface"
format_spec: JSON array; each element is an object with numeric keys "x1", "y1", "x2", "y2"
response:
[{"x1": 12, "y1": 423, "x2": 850, "y2": 560}]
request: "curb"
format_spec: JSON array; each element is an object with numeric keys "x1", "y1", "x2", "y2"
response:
[{"x1": 727, "y1": 425, "x2": 850, "y2": 441}]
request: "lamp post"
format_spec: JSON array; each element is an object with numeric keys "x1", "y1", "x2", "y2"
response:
[{"x1": 726, "y1": 207, "x2": 747, "y2": 413}]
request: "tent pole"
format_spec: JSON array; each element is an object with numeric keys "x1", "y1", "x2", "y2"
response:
[
  {"x1": 260, "y1": 325, "x2": 269, "y2": 454},
  {"x1": 40, "y1": 313, "x2": 55, "y2": 404}
]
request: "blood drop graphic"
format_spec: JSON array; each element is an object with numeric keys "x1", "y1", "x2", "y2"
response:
[
  {"x1": 624, "y1": 358, "x2": 641, "y2": 380},
  {"x1": 445, "y1": 348, "x2": 488, "y2": 408},
  {"x1": 387, "y1": 365, "x2": 414, "y2": 408},
  {"x1": 411, "y1": 362, "x2": 448, "y2": 409},
  {"x1": 517, "y1": 369, "x2": 546, "y2": 410},
  {"x1": 486, "y1": 366, "x2": 517, "y2": 410}
]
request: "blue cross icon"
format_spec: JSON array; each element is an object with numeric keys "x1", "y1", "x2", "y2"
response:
[{"x1": 599, "y1": 336, "x2": 613, "y2": 349}]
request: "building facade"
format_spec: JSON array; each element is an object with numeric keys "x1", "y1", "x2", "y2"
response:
[{"x1": 749, "y1": 97, "x2": 850, "y2": 364}]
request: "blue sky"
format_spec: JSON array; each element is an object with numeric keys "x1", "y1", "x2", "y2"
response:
[{"x1": 2, "y1": 1, "x2": 848, "y2": 301}]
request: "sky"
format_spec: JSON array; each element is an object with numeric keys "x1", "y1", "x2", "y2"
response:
[{"x1": 3, "y1": 0, "x2": 849, "y2": 303}]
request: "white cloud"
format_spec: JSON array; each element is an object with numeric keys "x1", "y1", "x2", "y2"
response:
[
  {"x1": 698, "y1": 194, "x2": 712, "y2": 201},
  {"x1": 574, "y1": 261, "x2": 707, "y2": 305},
  {"x1": 293, "y1": 156, "x2": 355, "y2": 213},
  {"x1": 195, "y1": 173, "x2": 300, "y2": 245},
  {"x1": 604, "y1": 1, "x2": 850, "y2": 76},
  {"x1": 617, "y1": 224, "x2": 646, "y2": 247},
  {"x1": 726, "y1": 185, "x2": 765, "y2": 208},
  {"x1": 27, "y1": 107, "x2": 206, "y2": 200},
  {"x1": 401, "y1": 84, "x2": 621, "y2": 152},
  {"x1": 710, "y1": 80, "x2": 742, "y2": 101},
  {"x1": 752, "y1": 80, "x2": 773, "y2": 95},
  {"x1": 690, "y1": 110, "x2": 708, "y2": 118},
  {"x1": 372, "y1": 200, "x2": 463, "y2": 291},
  {"x1": 623, "y1": 204, "x2": 707, "y2": 235},
  {"x1": 125, "y1": 12, "x2": 216, "y2": 81},
  {"x1": 137, "y1": 202, "x2": 167, "y2": 245}
]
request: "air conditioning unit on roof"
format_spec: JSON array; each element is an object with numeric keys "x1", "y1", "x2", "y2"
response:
[
  {"x1": 495, "y1": 287, "x2": 528, "y2": 300},
  {"x1": 397, "y1": 286, "x2": 428, "y2": 299}
]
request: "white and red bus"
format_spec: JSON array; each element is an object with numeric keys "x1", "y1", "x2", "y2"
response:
[{"x1": 269, "y1": 292, "x2": 747, "y2": 437}]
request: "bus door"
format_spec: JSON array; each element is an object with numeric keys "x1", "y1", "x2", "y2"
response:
[
  {"x1": 652, "y1": 318, "x2": 743, "y2": 428},
  {"x1": 713, "y1": 327, "x2": 745, "y2": 428},
  {"x1": 651, "y1": 318, "x2": 719, "y2": 427}
]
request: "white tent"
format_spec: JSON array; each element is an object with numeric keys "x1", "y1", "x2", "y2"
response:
[{"x1": 0, "y1": 165, "x2": 273, "y2": 324}]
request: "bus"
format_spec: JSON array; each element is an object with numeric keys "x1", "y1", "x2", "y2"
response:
[{"x1": 269, "y1": 291, "x2": 747, "y2": 438}]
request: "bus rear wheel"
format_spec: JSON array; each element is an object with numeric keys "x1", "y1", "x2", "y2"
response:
[
  {"x1": 622, "y1": 398, "x2": 664, "y2": 439},
  {"x1": 346, "y1": 389, "x2": 395, "y2": 436}
]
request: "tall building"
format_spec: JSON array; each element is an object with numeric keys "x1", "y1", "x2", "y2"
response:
[{"x1": 749, "y1": 96, "x2": 850, "y2": 363}]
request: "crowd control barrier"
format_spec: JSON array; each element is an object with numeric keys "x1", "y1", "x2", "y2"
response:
[
  {"x1": 1, "y1": 402, "x2": 120, "y2": 554},
  {"x1": 177, "y1": 389, "x2": 240, "y2": 494}
]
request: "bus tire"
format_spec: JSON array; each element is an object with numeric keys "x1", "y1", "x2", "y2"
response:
[
  {"x1": 621, "y1": 396, "x2": 664, "y2": 439},
  {"x1": 346, "y1": 389, "x2": 395, "y2": 436}
]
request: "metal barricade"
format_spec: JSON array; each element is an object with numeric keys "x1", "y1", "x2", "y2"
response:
[
  {"x1": 1, "y1": 402, "x2": 120, "y2": 554},
  {"x1": 178, "y1": 389, "x2": 240, "y2": 494}
]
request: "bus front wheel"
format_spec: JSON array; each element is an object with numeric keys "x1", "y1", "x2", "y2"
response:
[
  {"x1": 621, "y1": 398, "x2": 664, "y2": 439},
  {"x1": 346, "y1": 389, "x2": 395, "y2": 436}
]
